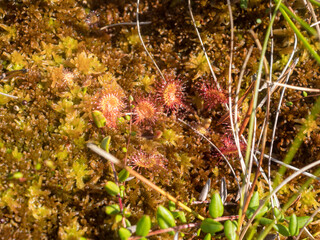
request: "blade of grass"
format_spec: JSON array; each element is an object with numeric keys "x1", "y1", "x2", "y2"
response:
[
  {"x1": 279, "y1": 4, "x2": 320, "y2": 65},
  {"x1": 309, "y1": 0, "x2": 320, "y2": 8},
  {"x1": 279, "y1": 3, "x2": 317, "y2": 36},
  {"x1": 305, "y1": 0, "x2": 320, "y2": 40}
]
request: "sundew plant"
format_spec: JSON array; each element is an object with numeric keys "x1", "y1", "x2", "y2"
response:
[{"x1": 0, "y1": 0, "x2": 320, "y2": 239}]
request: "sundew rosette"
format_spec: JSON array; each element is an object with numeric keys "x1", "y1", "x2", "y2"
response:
[
  {"x1": 127, "y1": 151, "x2": 168, "y2": 174},
  {"x1": 93, "y1": 89, "x2": 125, "y2": 129}
]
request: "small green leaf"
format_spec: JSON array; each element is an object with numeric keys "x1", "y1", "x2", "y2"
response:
[
  {"x1": 92, "y1": 110, "x2": 106, "y2": 128},
  {"x1": 119, "y1": 185, "x2": 125, "y2": 198},
  {"x1": 255, "y1": 205, "x2": 269, "y2": 219},
  {"x1": 100, "y1": 136, "x2": 111, "y2": 152},
  {"x1": 105, "y1": 204, "x2": 120, "y2": 215},
  {"x1": 200, "y1": 218, "x2": 224, "y2": 234},
  {"x1": 259, "y1": 217, "x2": 273, "y2": 226},
  {"x1": 286, "y1": 101, "x2": 293, "y2": 107},
  {"x1": 178, "y1": 211, "x2": 186, "y2": 223},
  {"x1": 246, "y1": 205, "x2": 268, "y2": 219},
  {"x1": 240, "y1": 0, "x2": 247, "y2": 9},
  {"x1": 224, "y1": 220, "x2": 237, "y2": 240},
  {"x1": 204, "y1": 233, "x2": 211, "y2": 240},
  {"x1": 273, "y1": 208, "x2": 284, "y2": 222},
  {"x1": 118, "y1": 227, "x2": 131, "y2": 240},
  {"x1": 274, "y1": 224, "x2": 290, "y2": 237},
  {"x1": 209, "y1": 193, "x2": 224, "y2": 218},
  {"x1": 168, "y1": 200, "x2": 176, "y2": 211},
  {"x1": 115, "y1": 214, "x2": 122, "y2": 223},
  {"x1": 118, "y1": 169, "x2": 130, "y2": 182},
  {"x1": 289, "y1": 213, "x2": 298, "y2": 236},
  {"x1": 157, "y1": 205, "x2": 176, "y2": 230},
  {"x1": 303, "y1": 91, "x2": 308, "y2": 97},
  {"x1": 249, "y1": 192, "x2": 259, "y2": 209},
  {"x1": 197, "y1": 228, "x2": 201, "y2": 236},
  {"x1": 125, "y1": 219, "x2": 131, "y2": 227},
  {"x1": 13, "y1": 172, "x2": 23, "y2": 179},
  {"x1": 136, "y1": 215, "x2": 151, "y2": 237},
  {"x1": 297, "y1": 216, "x2": 310, "y2": 228},
  {"x1": 105, "y1": 181, "x2": 120, "y2": 196}
]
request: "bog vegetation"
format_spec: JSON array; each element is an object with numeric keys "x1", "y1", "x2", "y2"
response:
[{"x1": 0, "y1": 0, "x2": 320, "y2": 239}]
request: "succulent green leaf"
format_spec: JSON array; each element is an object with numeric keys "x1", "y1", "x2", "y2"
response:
[
  {"x1": 92, "y1": 110, "x2": 106, "y2": 128},
  {"x1": 156, "y1": 205, "x2": 176, "y2": 229},
  {"x1": 119, "y1": 185, "x2": 125, "y2": 198},
  {"x1": 297, "y1": 216, "x2": 310, "y2": 228},
  {"x1": 259, "y1": 217, "x2": 273, "y2": 226},
  {"x1": 203, "y1": 233, "x2": 211, "y2": 240},
  {"x1": 197, "y1": 228, "x2": 201, "y2": 236},
  {"x1": 209, "y1": 193, "x2": 224, "y2": 218},
  {"x1": 100, "y1": 136, "x2": 111, "y2": 152},
  {"x1": 177, "y1": 211, "x2": 186, "y2": 223},
  {"x1": 105, "y1": 204, "x2": 120, "y2": 215},
  {"x1": 224, "y1": 220, "x2": 237, "y2": 240},
  {"x1": 168, "y1": 200, "x2": 176, "y2": 211},
  {"x1": 273, "y1": 208, "x2": 284, "y2": 222},
  {"x1": 105, "y1": 181, "x2": 120, "y2": 196},
  {"x1": 125, "y1": 219, "x2": 131, "y2": 227},
  {"x1": 200, "y1": 218, "x2": 224, "y2": 234},
  {"x1": 289, "y1": 213, "x2": 298, "y2": 236},
  {"x1": 118, "y1": 169, "x2": 130, "y2": 182},
  {"x1": 115, "y1": 214, "x2": 122, "y2": 223},
  {"x1": 255, "y1": 205, "x2": 269, "y2": 219},
  {"x1": 303, "y1": 91, "x2": 308, "y2": 97},
  {"x1": 274, "y1": 224, "x2": 290, "y2": 237},
  {"x1": 136, "y1": 215, "x2": 151, "y2": 237},
  {"x1": 118, "y1": 227, "x2": 131, "y2": 240},
  {"x1": 248, "y1": 191, "x2": 259, "y2": 209},
  {"x1": 173, "y1": 211, "x2": 186, "y2": 223}
]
